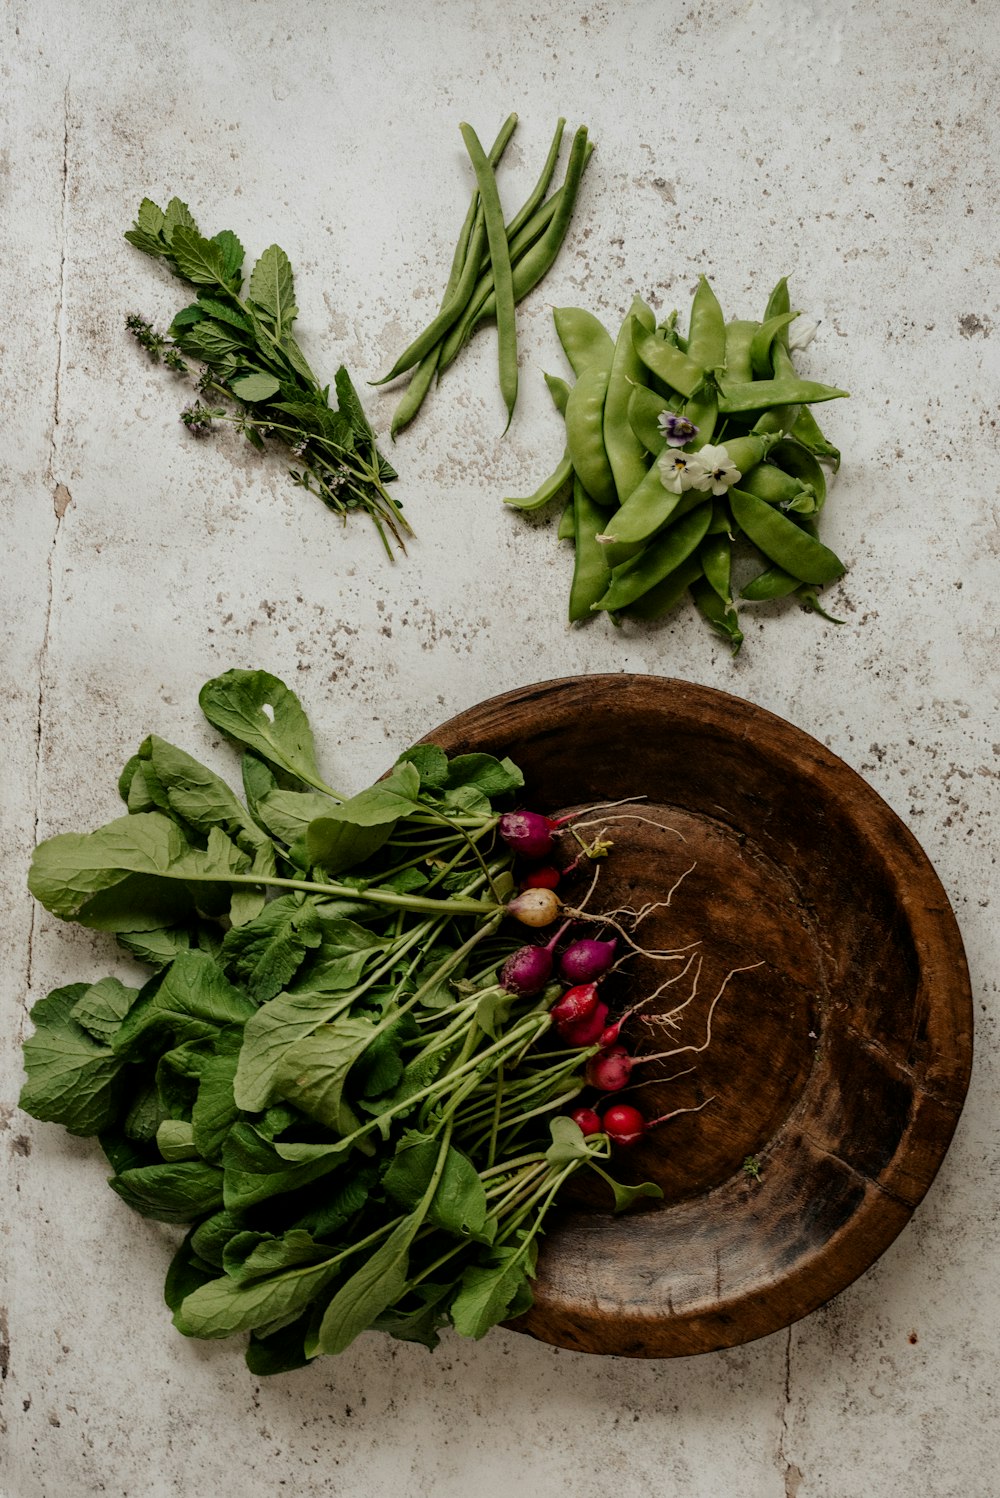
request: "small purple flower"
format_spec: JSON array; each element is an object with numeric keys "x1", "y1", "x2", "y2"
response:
[{"x1": 657, "y1": 411, "x2": 700, "y2": 448}]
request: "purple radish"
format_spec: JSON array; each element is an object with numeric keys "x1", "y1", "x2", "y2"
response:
[
  {"x1": 498, "y1": 810, "x2": 555, "y2": 860},
  {"x1": 558, "y1": 937, "x2": 617, "y2": 984}
]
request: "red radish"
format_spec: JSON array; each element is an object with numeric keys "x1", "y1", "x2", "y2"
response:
[
  {"x1": 570, "y1": 1106, "x2": 603, "y2": 1137},
  {"x1": 507, "y1": 887, "x2": 560, "y2": 928},
  {"x1": 521, "y1": 865, "x2": 561, "y2": 890},
  {"x1": 498, "y1": 810, "x2": 555, "y2": 860},
  {"x1": 558, "y1": 1001, "x2": 609, "y2": 1048},
  {"x1": 558, "y1": 937, "x2": 617, "y2": 984},
  {"x1": 598, "y1": 1022, "x2": 622, "y2": 1049},
  {"x1": 586, "y1": 1046, "x2": 633, "y2": 1091},
  {"x1": 601, "y1": 1103, "x2": 647, "y2": 1146},
  {"x1": 549, "y1": 983, "x2": 599, "y2": 1028},
  {"x1": 602, "y1": 1095, "x2": 716, "y2": 1147}
]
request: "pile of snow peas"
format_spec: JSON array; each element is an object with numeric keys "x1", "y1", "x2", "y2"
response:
[
  {"x1": 376, "y1": 115, "x2": 593, "y2": 435},
  {"x1": 506, "y1": 276, "x2": 848, "y2": 650}
]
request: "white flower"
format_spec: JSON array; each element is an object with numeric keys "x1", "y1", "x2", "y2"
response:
[
  {"x1": 788, "y1": 317, "x2": 819, "y2": 352},
  {"x1": 685, "y1": 443, "x2": 741, "y2": 496},
  {"x1": 658, "y1": 449, "x2": 699, "y2": 494}
]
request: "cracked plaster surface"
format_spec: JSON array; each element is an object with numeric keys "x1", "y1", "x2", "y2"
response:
[{"x1": 2, "y1": 2, "x2": 999, "y2": 1495}]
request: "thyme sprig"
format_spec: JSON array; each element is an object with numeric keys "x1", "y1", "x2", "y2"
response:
[{"x1": 125, "y1": 198, "x2": 409, "y2": 556}]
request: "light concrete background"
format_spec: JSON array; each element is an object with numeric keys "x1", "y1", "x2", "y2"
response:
[{"x1": 2, "y1": 0, "x2": 997, "y2": 1494}]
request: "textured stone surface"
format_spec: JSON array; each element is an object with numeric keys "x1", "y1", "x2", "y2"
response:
[{"x1": 2, "y1": 0, "x2": 997, "y2": 1493}]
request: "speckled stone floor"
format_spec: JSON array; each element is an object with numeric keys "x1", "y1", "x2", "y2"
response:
[{"x1": 3, "y1": 2, "x2": 998, "y2": 1494}]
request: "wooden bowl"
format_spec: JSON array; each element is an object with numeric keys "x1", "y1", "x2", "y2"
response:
[{"x1": 424, "y1": 675, "x2": 973, "y2": 1357}]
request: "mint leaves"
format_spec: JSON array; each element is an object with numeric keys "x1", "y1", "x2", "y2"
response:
[{"x1": 125, "y1": 200, "x2": 408, "y2": 556}]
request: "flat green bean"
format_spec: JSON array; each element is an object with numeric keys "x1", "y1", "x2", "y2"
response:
[
  {"x1": 505, "y1": 118, "x2": 565, "y2": 242},
  {"x1": 460, "y1": 122, "x2": 518, "y2": 427},
  {"x1": 390, "y1": 115, "x2": 517, "y2": 432},
  {"x1": 376, "y1": 114, "x2": 518, "y2": 384}
]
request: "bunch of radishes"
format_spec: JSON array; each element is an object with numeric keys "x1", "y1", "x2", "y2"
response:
[{"x1": 497, "y1": 808, "x2": 693, "y2": 1150}]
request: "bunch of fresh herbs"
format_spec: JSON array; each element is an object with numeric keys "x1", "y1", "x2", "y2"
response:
[
  {"x1": 21, "y1": 670, "x2": 654, "y2": 1372},
  {"x1": 125, "y1": 199, "x2": 408, "y2": 555}
]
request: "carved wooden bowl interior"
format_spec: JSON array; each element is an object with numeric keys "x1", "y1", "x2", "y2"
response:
[{"x1": 425, "y1": 675, "x2": 973, "y2": 1357}]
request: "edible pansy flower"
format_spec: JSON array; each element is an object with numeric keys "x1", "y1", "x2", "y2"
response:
[
  {"x1": 788, "y1": 317, "x2": 819, "y2": 352},
  {"x1": 656, "y1": 411, "x2": 700, "y2": 448},
  {"x1": 658, "y1": 448, "x2": 698, "y2": 494},
  {"x1": 686, "y1": 443, "x2": 741, "y2": 496}
]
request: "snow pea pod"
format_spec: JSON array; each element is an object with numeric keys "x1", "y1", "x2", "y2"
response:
[
  {"x1": 557, "y1": 496, "x2": 575, "y2": 540},
  {"x1": 699, "y1": 529, "x2": 733, "y2": 600},
  {"x1": 594, "y1": 502, "x2": 712, "y2": 612},
  {"x1": 544, "y1": 372, "x2": 571, "y2": 416},
  {"x1": 729, "y1": 488, "x2": 845, "y2": 584},
  {"x1": 752, "y1": 405, "x2": 800, "y2": 437},
  {"x1": 741, "y1": 462, "x2": 813, "y2": 506},
  {"x1": 771, "y1": 438, "x2": 827, "y2": 509},
  {"x1": 790, "y1": 404, "x2": 841, "y2": 470},
  {"x1": 554, "y1": 306, "x2": 615, "y2": 376},
  {"x1": 503, "y1": 373, "x2": 572, "y2": 511},
  {"x1": 691, "y1": 576, "x2": 743, "y2": 653},
  {"x1": 724, "y1": 320, "x2": 758, "y2": 384},
  {"x1": 504, "y1": 454, "x2": 573, "y2": 512},
  {"x1": 633, "y1": 326, "x2": 706, "y2": 399},
  {"x1": 604, "y1": 299, "x2": 656, "y2": 499},
  {"x1": 686, "y1": 276, "x2": 727, "y2": 371},
  {"x1": 683, "y1": 385, "x2": 719, "y2": 450},
  {"x1": 565, "y1": 364, "x2": 617, "y2": 506},
  {"x1": 763, "y1": 275, "x2": 791, "y2": 340},
  {"x1": 628, "y1": 385, "x2": 675, "y2": 454},
  {"x1": 750, "y1": 312, "x2": 802, "y2": 378},
  {"x1": 569, "y1": 477, "x2": 611, "y2": 621},
  {"x1": 600, "y1": 461, "x2": 674, "y2": 552},
  {"x1": 718, "y1": 378, "x2": 848, "y2": 414},
  {"x1": 625, "y1": 555, "x2": 703, "y2": 621},
  {"x1": 740, "y1": 565, "x2": 799, "y2": 601}
]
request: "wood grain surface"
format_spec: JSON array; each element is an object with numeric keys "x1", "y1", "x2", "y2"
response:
[{"x1": 424, "y1": 675, "x2": 974, "y2": 1357}]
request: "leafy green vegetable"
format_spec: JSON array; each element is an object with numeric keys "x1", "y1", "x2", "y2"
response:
[
  {"x1": 125, "y1": 199, "x2": 409, "y2": 556},
  {"x1": 21, "y1": 669, "x2": 668, "y2": 1373}
]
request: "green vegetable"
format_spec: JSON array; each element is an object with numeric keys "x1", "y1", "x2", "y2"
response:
[
  {"x1": 506, "y1": 274, "x2": 849, "y2": 648},
  {"x1": 21, "y1": 671, "x2": 657, "y2": 1371},
  {"x1": 380, "y1": 116, "x2": 593, "y2": 432},
  {"x1": 125, "y1": 200, "x2": 407, "y2": 557}
]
